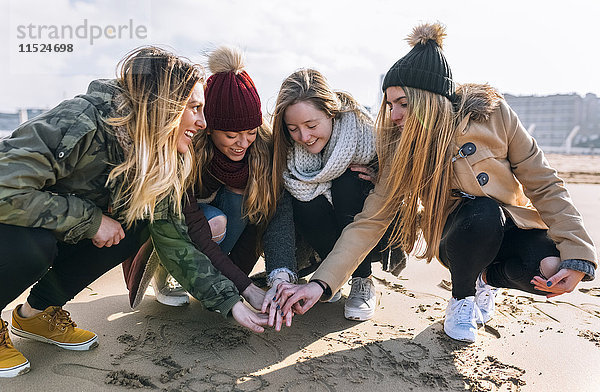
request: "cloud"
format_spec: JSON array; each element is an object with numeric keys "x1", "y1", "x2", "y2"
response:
[{"x1": 0, "y1": 0, "x2": 599, "y2": 112}]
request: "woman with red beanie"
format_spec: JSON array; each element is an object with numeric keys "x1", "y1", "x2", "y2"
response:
[{"x1": 153, "y1": 46, "x2": 296, "y2": 329}]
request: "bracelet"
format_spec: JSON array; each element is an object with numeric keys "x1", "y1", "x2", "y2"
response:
[{"x1": 310, "y1": 279, "x2": 328, "y2": 293}]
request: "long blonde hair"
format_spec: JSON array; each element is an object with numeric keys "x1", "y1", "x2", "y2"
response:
[
  {"x1": 107, "y1": 46, "x2": 203, "y2": 227},
  {"x1": 376, "y1": 87, "x2": 458, "y2": 262},
  {"x1": 271, "y1": 68, "x2": 370, "y2": 197},
  {"x1": 193, "y1": 122, "x2": 276, "y2": 226}
]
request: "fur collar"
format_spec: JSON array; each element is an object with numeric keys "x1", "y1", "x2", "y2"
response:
[{"x1": 455, "y1": 83, "x2": 503, "y2": 123}]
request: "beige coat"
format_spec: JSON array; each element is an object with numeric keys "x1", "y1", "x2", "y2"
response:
[{"x1": 312, "y1": 85, "x2": 597, "y2": 297}]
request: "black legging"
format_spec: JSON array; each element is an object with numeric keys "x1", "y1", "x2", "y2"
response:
[
  {"x1": 0, "y1": 223, "x2": 142, "y2": 311},
  {"x1": 438, "y1": 197, "x2": 560, "y2": 299},
  {"x1": 292, "y1": 169, "x2": 374, "y2": 279}
]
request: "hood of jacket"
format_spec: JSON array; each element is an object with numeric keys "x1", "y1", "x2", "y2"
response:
[
  {"x1": 82, "y1": 79, "x2": 133, "y2": 157},
  {"x1": 455, "y1": 83, "x2": 504, "y2": 123}
]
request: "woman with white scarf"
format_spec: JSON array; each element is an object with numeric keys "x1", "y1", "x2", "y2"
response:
[{"x1": 270, "y1": 69, "x2": 383, "y2": 322}]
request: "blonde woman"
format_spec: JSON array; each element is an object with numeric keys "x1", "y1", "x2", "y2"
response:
[
  {"x1": 0, "y1": 46, "x2": 266, "y2": 378},
  {"x1": 159, "y1": 46, "x2": 295, "y2": 317},
  {"x1": 277, "y1": 23, "x2": 597, "y2": 343},
  {"x1": 269, "y1": 68, "x2": 392, "y2": 322}
]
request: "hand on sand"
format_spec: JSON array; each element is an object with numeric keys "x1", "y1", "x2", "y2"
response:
[
  {"x1": 241, "y1": 283, "x2": 266, "y2": 311},
  {"x1": 92, "y1": 214, "x2": 125, "y2": 248},
  {"x1": 231, "y1": 301, "x2": 269, "y2": 333},
  {"x1": 531, "y1": 268, "x2": 586, "y2": 298},
  {"x1": 262, "y1": 283, "x2": 293, "y2": 332},
  {"x1": 276, "y1": 281, "x2": 324, "y2": 316}
]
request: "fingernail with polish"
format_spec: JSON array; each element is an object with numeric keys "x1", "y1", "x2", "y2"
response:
[
  {"x1": 276, "y1": 305, "x2": 280, "y2": 310},
  {"x1": 272, "y1": 296, "x2": 277, "y2": 301},
  {"x1": 546, "y1": 281, "x2": 552, "y2": 287},
  {"x1": 280, "y1": 312, "x2": 284, "y2": 317}
]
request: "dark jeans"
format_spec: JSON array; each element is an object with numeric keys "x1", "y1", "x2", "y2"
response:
[
  {"x1": 292, "y1": 169, "x2": 374, "y2": 279},
  {"x1": 438, "y1": 197, "x2": 560, "y2": 299},
  {"x1": 0, "y1": 223, "x2": 142, "y2": 311}
]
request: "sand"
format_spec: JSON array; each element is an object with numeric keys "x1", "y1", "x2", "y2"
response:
[{"x1": 2, "y1": 156, "x2": 600, "y2": 392}]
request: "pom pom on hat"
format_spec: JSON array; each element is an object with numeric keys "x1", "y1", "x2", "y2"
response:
[
  {"x1": 204, "y1": 45, "x2": 262, "y2": 132},
  {"x1": 208, "y1": 45, "x2": 245, "y2": 75},
  {"x1": 382, "y1": 22, "x2": 455, "y2": 101},
  {"x1": 406, "y1": 23, "x2": 447, "y2": 49}
]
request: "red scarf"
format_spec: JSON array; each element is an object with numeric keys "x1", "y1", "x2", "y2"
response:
[{"x1": 203, "y1": 148, "x2": 249, "y2": 195}]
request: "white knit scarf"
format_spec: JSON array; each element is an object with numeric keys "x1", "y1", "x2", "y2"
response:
[{"x1": 283, "y1": 109, "x2": 376, "y2": 203}]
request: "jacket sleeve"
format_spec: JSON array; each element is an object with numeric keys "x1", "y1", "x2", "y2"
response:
[
  {"x1": 311, "y1": 167, "x2": 395, "y2": 297},
  {"x1": 502, "y1": 101, "x2": 597, "y2": 269},
  {"x1": 148, "y1": 211, "x2": 241, "y2": 316},
  {"x1": 183, "y1": 190, "x2": 253, "y2": 292},
  {"x1": 0, "y1": 99, "x2": 104, "y2": 243},
  {"x1": 263, "y1": 189, "x2": 297, "y2": 283}
]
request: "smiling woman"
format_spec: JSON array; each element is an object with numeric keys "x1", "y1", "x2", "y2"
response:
[
  {"x1": 149, "y1": 45, "x2": 283, "y2": 319},
  {"x1": 283, "y1": 100, "x2": 333, "y2": 154},
  {"x1": 175, "y1": 83, "x2": 206, "y2": 154},
  {"x1": 269, "y1": 68, "x2": 403, "y2": 323},
  {"x1": 0, "y1": 46, "x2": 270, "y2": 378}
]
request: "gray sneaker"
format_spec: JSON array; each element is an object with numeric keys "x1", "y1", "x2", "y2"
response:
[
  {"x1": 152, "y1": 267, "x2": 190, "y2": 307},
  {"x1": 344, "y1": 277, "x2": 376, "y2": 321}
]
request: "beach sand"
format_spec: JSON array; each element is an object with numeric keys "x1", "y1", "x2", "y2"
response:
[{"x1": 2, "y1": 156, "x2": 600, "y2": 392}]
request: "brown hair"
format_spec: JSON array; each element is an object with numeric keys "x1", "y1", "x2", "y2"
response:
[
  {"x1": 192, "y1": 121, "x2": 276, "y2": 227},
  {"x1": 271, "y1": 68, "x2": 370, "y2": 198}
]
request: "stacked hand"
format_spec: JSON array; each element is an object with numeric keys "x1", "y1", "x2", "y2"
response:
[
  {"x1": 233, "y1": 273, "x2": 324, "y2": 333},
  {"x1": 231, "y1": 301, "x2": 269, "y2": 333},
  {"x1": 275, "y1": 281, "x2": 324, "y2": 316},
  {"x1": 242, "y1": 283, "x2": 267, "y2": 311},
  {"x1": 262, "y1": 280, "x2": 293, "y2": 331}
]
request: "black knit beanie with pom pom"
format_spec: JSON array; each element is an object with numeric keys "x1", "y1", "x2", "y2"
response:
[{"x1": 382, "y1": 22, "x2": 455, "y2": 101}]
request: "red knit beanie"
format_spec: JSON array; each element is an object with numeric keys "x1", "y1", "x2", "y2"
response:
[{"x1": 204, "y1": 46, "x2": 262, "y2": 132}]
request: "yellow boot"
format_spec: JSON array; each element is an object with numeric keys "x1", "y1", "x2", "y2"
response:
[
  {"x1": 0, "y1": 319, "x2": 30, "y2": 378},
  {"x1": 11, "y1": 305, "x2": 98, "y2": 351}
]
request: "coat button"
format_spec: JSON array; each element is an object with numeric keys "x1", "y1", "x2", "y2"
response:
[
  {"x1": 58, "y1": 151, "x2": 65, "y2": 158},
  {"x1": 460, "y1": 142, "x2": 476, "y2": 156},
  {"x1": 476, "y1": 172, "x2": 489, "y2": 186}
]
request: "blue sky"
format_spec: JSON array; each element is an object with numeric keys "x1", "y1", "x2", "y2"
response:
[{"x1": 1, "y1": 0, "x2": 599, "y2": 112}]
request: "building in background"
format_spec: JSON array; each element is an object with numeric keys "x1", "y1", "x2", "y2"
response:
[
  {"x1": 3, "y1": 90, "x2": 600, "y2": 153},
  {"x1": 504, "y1": 92, "x2": 600, "y2": 152},
  {"x1": 375, "y1": 72, "x2": 600, "y2": 154}
]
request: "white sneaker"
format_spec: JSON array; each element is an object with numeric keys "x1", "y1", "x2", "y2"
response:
[
  {"x1": 344, "y1": 277, "x2": 377, "y2": 321},
  {"x1": 152, "y1": 269, "x2": 190, "y2": 307},
  {"x1": 444, "y1": 296, "x2": 482, "y2": 343},
  {"x1": 475, "y1": 273, "x2": 498, "y2": 324}
]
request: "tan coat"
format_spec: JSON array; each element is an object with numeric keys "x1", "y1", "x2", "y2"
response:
[{"x1": 312, "y1": 85, "x2": 597, "y2": 297}]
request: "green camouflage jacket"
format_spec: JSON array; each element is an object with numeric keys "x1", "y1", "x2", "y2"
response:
[{"x1": 0, "y1": 79, "x2": 240, "y2": 315}]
